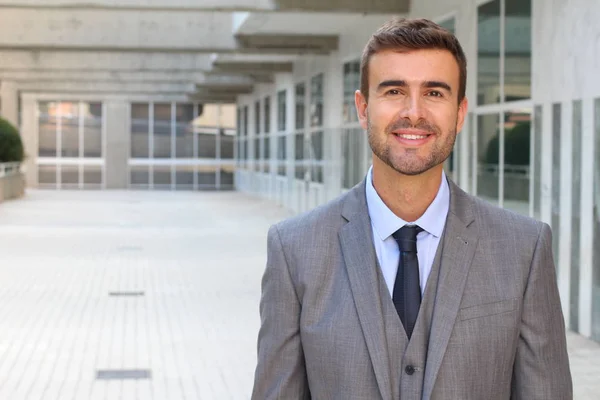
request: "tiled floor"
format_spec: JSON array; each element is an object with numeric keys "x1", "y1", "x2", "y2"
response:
[{"x1": 0, "y1": 190, "x2": 597, "y2": 399}]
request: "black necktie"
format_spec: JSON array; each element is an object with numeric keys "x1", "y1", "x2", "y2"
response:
[{"x1": 392, "y1": 225, "x2": 423, "y2": 339}]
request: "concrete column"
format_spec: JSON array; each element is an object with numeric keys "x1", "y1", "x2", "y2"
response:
[
  {"x1": 0, "y1": 80, "x2": 19, "y2": 128},
  {"x1": 104, "y1": 101, "x2": 130, "y2": 189},
  {"x1": 324, "y1": 51, "x2": 343, "y2": 202},
  {"x1": 20, "y1": 96, "x2": 37, "y2": 187}
]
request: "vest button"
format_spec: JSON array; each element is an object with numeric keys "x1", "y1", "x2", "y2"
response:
[{"x1": 405, "y1": 365, "x2": 415, "y2": 375}]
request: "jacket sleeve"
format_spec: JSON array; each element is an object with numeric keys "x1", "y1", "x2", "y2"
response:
[
  {"x1": 251, "y1": 224, "x2": 310, "y2": 400},
  {"x1": 511, "y1": 222, "x2": 573, "y2": 399}
]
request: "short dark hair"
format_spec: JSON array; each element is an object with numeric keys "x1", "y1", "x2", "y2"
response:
[{"x1": 360, "y1": 18, "x2": 467, "y2": 103}]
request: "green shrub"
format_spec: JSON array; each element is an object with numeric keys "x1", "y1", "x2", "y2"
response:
[{"x1": 0, "y1": 117, "x2": 24, "y2": 163}]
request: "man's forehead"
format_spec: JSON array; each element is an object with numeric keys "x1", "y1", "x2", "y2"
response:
[{"x1": 370, "y1": 49, "x2": 459, "y2": 82}]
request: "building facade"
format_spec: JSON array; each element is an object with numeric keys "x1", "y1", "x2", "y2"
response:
[{"x1": 0, "y1": 0, "x2": 598, "y2": 343}]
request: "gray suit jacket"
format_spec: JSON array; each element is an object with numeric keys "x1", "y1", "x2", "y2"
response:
[{"x1": 252, "y1": 178, "x2": 572, "y2": 399}]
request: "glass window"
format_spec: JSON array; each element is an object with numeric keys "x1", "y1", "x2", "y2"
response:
[
  {"x1": 61, "y1": 165, "x2": 79, "y2": 187},
  {"x1": 255, "y1": 100, "x2": 261, "y2": 135},
  {"x1": 83, "y1": 103, "x2": 102, "y2": 158},
  {"x1": 197, "y1": 131, "x2": 217, "y2": 159},
  {"x1": 477, "y1": 113, "x2": 500, "y2": 204},
  {"x1": 153, "y1": 103, "x2": 172, "y2": 159},
  {"x1": 438, "y1": 17, "x2": 455, "y2": 33},
  {"x1": 221, "y1": 129, "x2": 235, "y2": 160},
  {"x1": 503, "y1": 110, "x2": 531, "y2": 216},
  {"x1": 552, "y1": 103, "x2": 561, "y2": 261},
  {"x1": 310, "y1": 74, "x2": 324, "y2": 127},
  {"x1": 220, "y1": 167, "x2": 235, "y2": 189},
  {"x1": 264, "y1": 96, "x2": 271, "y2": 134},
  {"x1": 295, "y1": 83, "x2": 305, "y2": 130},
  {"x1": 277, "y1": 136, "x2": 286, "y2": 161},
  {"x1": 38, "y1": 165, "x2": 56, "y2": 185},
  {"x1": 592, "y1": 98, "x2": 600, "y2": 341},
  {"x1": 131, "y1": 103, "x2": 150, "y2": 158},
  {"x1": 175, "y1": 104, "x2": 195, "y2": 159},
  {"x1": 153, "y1": 165, "x2": 171, "y2": 188},
  {"x1": 342, "y1": 127, "x2": 364, "y2": 189},
  {"x1": 38, "y1": 102, "x2": 58, "y2": 157},
  {"x1": 60, "y1": 102, "x2": 80, "y2": 158},
  {"x1": 343, "y1": 60, "x2": 360, "y2": 123},
  {"x1": 571, "y1": 100, "x2": 582, "y2": 331},
  {"x1": 477, "y1": 0, "x2": 501, "y2": 105},
  {"x1": 83, "y1": 165, "x2": 102, "y2": 186},
  {"x1": 277, "y1": 90, "x2": 287, "y2": 132},
  {"x1": 504, "y1": 0, "x2": 531, "y2": 101},
  {"x1": 197, "y1": 167, "x2": 217, "y2": 188},
  {"x1": 130, "y1": 166, "x2": 149, "y2": 187},
  {"x1": 309, "y1": 131, "x2": 323, "y2": 161},
  {"x1": 175, "y1": 166, "x2": 194, "y2": 189}
]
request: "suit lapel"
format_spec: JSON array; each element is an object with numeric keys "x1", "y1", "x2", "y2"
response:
[
  {"x1": 422, "y1": 180, "x2": 479, "y2": 400},
  {"x1": 339, "y1": 181, "x2": 393, "y2": 400}
]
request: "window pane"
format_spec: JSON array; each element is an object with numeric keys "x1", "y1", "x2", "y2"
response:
[
  {"x1": 309, "y1": 131, "x2": 323, "y2": 161},
  {"x1": 504, "y1": 0, "x2": 531, "y2": 101},
  {"x1": 83, "y1": 103, "x2": 102, "y2": 158},
  {"x1": 153, "y1": 103, "x2": 171, "y2": 159},
  {"x1": 277, "y1": 136, "x2": 286, "y2": 161},
  {"x1": 295, "y1": 133, "x2": 304, "y2": 160},
  {"x1": 83, "y1": 165, "x2": 102, "y2": 186},
  {"x1": 175, "y1": 165, "x2": 194, "y2": 189},
  {"x1": 343, "y1": 60, "x2": 360, "y2": 123},
  {"x1": 197, "y1": 131, "x2": 217, "y2": 159},
  {"x1": 477, "y1": 113, "x2": 500, "y2": 204},
  {"x1": 593, "y1": 98, "x2": 600, "y2": 341},
  {"x1": 220, "y1": 166, "x2": 235, "y2": 189},
  {"x1": 438, "y1": 17, "x2": 455, "y2": 33},
  {"x1": 264, "y1": 136, "x2": 271, "y2": 160},
  {"x1": 153, "y1": 165, "x2": 171, "y2": 189},
  {"x1": 295, "y1": 83, "x2": 305, "y2": 130},
  {"x1": 38, "y1": 165, "x2": 56, "y2": 185},
  {"x1": 342, "y1": 127, "x2": 364, "y2": 189},
  {"x1": 310, "y1": 74, "x2": 324, "y2": 127},
  {"x1": 130, "y1": 166, "x2": 149, "y2": 187},
  {"x1": 552, "y1": 103, "x2": 562, "y2": 262},
  {"x1": 477, "y1": 0, "x2": 501, "y2": 105},
  {"x1": 503, "y1": 110, "x2": 531, "y2": 216},
  {"x1": 278, "y1": 90, "x2": 287, "y2": 132},
  {"x1": 221, "y1": 129, "x2": 235, "y2": 159},
  {"x1": 131, "y1": 103, "x2": 150, "y2": 158},
  {"x1": 571, "y1": 100, "x2": 583, "y2": 331},
  {"x1": 264, "y1": 96, "x2": 271, "y2": 134},
  {"x1": 60, "y1": 102, "x2": 80, "y2": 158},
  {"x1": 61, "y1": 165, "x2": 79, "y2": 188},
  {"x1": 197, "y1": 167, "x2": 217, "y2": 189},
  {"x1": 38, "y1": 102, "x2": 57, "y2": 157},
  {"x1": 175, "y1": 104, "x2": 195, "y2": 158},
  {"x1": 255, "y1": 101, "x2": 261, "y2": 135}
]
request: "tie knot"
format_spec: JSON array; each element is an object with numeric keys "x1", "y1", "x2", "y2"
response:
[{"x1": 392, "y1": 225, "x2": 423, "y2": 253}]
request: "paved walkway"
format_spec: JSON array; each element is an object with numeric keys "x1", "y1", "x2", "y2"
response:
[{"x1": 0, "y1": 190, "x2": 598, "y2": 399}]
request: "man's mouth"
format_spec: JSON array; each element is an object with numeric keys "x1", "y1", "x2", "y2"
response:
[{"x1": 394, "y1": 133, "x2": 431, "y2": 140}]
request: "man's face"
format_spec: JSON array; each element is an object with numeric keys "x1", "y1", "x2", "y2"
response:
[{"x1": 355, "y1": 48, "x2": 468, "y2": 176}]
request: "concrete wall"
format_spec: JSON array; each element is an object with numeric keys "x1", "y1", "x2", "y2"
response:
[
  {"x1": 0, "y1": 172, "x2": 25, "y2": 202},
  {"x1": 0, "y1": 81, "x2": 19, "y2": 128}
]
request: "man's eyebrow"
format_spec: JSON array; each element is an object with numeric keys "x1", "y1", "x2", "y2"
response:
[
  {"x1": 422, "y1": 81, "x2": 453, "y2": 94},
  {"x1": 376, "y1": 80, "x2": 453, "y2": 95},
  {"x1": 377, "y1": 80, "x2": 407, "y2": 91}
]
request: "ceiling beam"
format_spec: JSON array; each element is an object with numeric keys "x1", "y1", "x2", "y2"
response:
[{"x1": 17, "y1": 80, "x2": 195, "y2": 94}]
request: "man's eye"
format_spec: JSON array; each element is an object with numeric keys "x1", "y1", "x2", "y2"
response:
[
  {"x1": 428, "y1": 91, "x2": 443, "y2": 97},
  {"x1": 386, "y1": 89, "x2": 400, "y2": 95}
]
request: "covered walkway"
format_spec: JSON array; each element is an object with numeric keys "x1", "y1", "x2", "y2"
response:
[{"x1": 0, "y1": 191, "x2": 597, "y2": 399}]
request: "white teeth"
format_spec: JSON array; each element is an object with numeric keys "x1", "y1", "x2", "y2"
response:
[{"x1": 398, "y1": 134, "x2": 427, "y2": 140}]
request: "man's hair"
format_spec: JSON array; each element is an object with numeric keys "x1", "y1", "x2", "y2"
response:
[{"x1": 360, "y1": 18, "x2": 467, "y2": 103}]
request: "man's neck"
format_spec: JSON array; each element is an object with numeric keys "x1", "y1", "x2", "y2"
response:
[{"x1": 371, "y1": 157, "x2": 443, "y2": 223}]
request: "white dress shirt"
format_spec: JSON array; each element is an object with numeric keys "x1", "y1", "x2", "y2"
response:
[{"x1": 365, "y1": 166, "x2": 450, "y2": 297}]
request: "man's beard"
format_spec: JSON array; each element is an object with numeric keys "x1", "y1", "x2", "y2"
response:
[{"x1": 367, "y1": 116, "x2": 457, "y2": 176}]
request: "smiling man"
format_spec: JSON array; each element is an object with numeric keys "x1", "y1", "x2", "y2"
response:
[{"x1": 252, "y1": 18, "x2": 572, "y2": 400}]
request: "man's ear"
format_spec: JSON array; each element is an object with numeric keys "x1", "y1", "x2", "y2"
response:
[
  {"x1": 456, "y1": 97, "x2": 469, "y2": 133},
  {"x1": 355, "y1": 89, "x2": 368, "y2": 131}
]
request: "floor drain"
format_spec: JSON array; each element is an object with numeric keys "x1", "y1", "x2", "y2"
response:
[
  {"x1": 109, "y1": 291, "x2": 145, "y2": 297},
  {"x1": 96, "y1": 369, "x2": 151, "y2": 380}
]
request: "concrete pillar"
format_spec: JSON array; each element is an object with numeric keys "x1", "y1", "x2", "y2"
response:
[
  {"x1": 20, "y1": 96, "x2": 37, "y2": 187},
  {"x1": 104, "y1": 101, "x2": 130, "y2": 189},
  {"x1": 0, "y1": 80, "x2": 19, "y2": 128}
]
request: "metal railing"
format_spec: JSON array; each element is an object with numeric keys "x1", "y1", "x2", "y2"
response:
[{"x1": 0, "y1": 162, "x2": 21, "y2": 178}]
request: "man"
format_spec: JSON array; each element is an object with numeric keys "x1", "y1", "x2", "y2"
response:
[{"x1": 252, "y1": 18, "x2": 572, "y2": 399}]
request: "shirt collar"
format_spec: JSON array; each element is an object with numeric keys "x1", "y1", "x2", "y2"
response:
[{"x1": 365, "y1": 165, "x2": 450, "y2": 241}]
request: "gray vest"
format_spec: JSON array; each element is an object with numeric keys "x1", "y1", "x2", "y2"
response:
[{"x1": 378, "y1": 234, "x2": 446, "y2": 399}]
